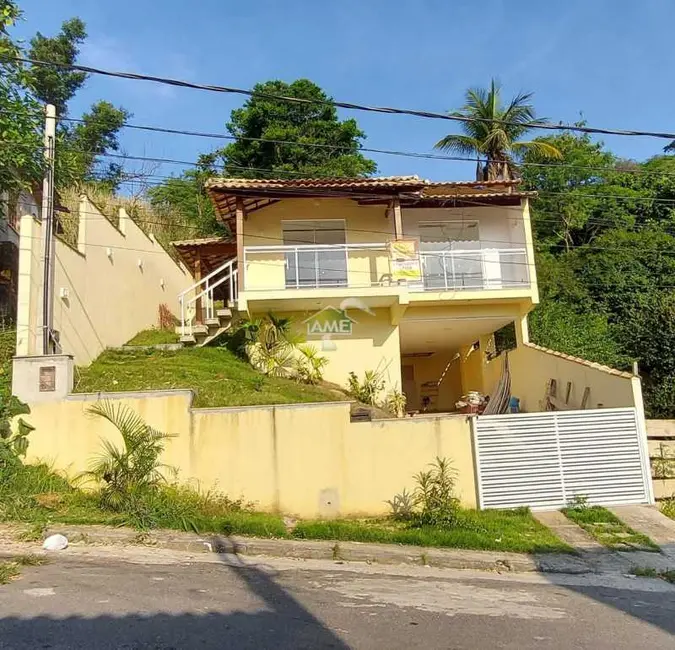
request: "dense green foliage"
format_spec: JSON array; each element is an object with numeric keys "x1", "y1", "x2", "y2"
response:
[
  {"x1": 0, "y1": 2, "x2": 129, "y2": 194},
  {"x1": 522, "y1": 132, "x2": 675, "y2": 416},
  {"x1": 148, "y1": 79, "x2": 376, "y2": 235}
]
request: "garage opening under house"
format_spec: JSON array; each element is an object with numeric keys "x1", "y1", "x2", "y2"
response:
[{"x1": 172, "y1": 176, "x2": 538, "y2": 414}]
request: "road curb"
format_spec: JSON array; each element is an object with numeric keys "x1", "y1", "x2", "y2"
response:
[{"x1": 12, "y1": 524, "x2": 595, "y2": 575}]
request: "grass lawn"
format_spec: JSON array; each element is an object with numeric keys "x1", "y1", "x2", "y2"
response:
[
  {"x1": 126, "y1": 329, "x2": 179, "y2": 346},
  {"x1": 293, "y1": 508, "x2": 572, "y2": 554},
  {"x1": 74, "y1": 347, "x2": 347, "y2": 408},
  {"x1": 0, "y1": 329, "x2": 15, "y2": 399},
  {"x1": 2, "y1": 462, "x2": 572, "y2": 554},
  {"x1": 562, "y1": 506, "x2": 659, "y2": 551},
  {"x1": 1, "y1": 461, "x2": 289, "y2": 539}
]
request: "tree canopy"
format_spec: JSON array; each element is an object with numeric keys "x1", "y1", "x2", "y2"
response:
[
  {"x1": 522, "y1": 129, "x2": 675, "y2": 416},
  {"x1": 148, "y1": 79, "x2": 377, "y2": 236},
  {"x1": 0, "y1": 2, "x2": 129, "y2": 194}
]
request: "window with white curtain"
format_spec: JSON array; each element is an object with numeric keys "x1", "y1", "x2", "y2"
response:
[
  {"x1": 282, "y1": 220, "x2": 347, "y2": 288},
  {"x1": 418, "y1": 221, "x2": 482, "y2": 289}
]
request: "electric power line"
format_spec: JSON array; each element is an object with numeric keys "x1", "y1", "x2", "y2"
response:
[{"x1": 12, "y1": 56, "x2": 675, "y2": 142}]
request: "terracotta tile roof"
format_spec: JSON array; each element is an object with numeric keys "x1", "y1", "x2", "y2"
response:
[
  {"x1": 205, "y1": 175, "x2": 535, "y2": 223},
  {"x1": 204, "y1": 175, "x2": 425, "y2": 191},
  {"x1": 418, "y1": 190, "x2": 537, "y2": 201},
  {"x1": 171, "y1": 236, "x2": 233, "y2": 247}
]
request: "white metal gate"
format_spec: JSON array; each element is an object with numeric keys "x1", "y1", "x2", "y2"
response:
[{"x1": 473, "y1": 408, "x2": 654, "y2": 510}]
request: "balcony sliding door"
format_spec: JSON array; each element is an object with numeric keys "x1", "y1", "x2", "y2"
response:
[
  {"x1": 419, "y1": 221, "x2": 483, "y2": 290},
  {"x1": 282, "y1": 220, "x2": 348, "y2": 288}
]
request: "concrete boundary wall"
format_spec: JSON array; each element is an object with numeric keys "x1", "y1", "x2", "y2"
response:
[
  {"x1": 19, "y1": 391, "x2": 478, "y2": 518},
  {"x1": 504, "y1": 343, "x2": 640, "y2": 412},
  {"x1": 15, "y1": 196, "x2": 190, "y2": 365},
  {"x1": 646, "y1": 420, "x2": 675, "y2": 500}
]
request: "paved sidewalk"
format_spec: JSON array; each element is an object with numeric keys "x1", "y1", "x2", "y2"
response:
[
  {"x1": 533, "y1": 511, "x2": 627, "y2": 573},
  {"x1": 609, "y1": 505, "x2": 675, "y2": 566}
]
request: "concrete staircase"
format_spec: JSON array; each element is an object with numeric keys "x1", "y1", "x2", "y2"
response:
[{"x1": 177, "y1": 307, "x2": 233, "y2": 347}]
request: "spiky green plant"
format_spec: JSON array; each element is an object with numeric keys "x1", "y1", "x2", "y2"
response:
[
  {"x1": 294, "y1": 344, "x2": 328, "y2": 385},
  {"x1": 80, "y1": 401, "x2": 174, "y2": 511},
  {"x1": 435, "y1": 79, "x2": 561, "y2": 180},
  {"x1": 244, "y1": 314, "x2": 305, "y2": 379}
]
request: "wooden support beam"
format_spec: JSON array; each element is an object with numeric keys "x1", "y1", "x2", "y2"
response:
[
  {"x1": 392, "y1": 196, "x2": 403, "y2": 240},
  {"x1": 236, "y1": 196, "x2": 245, "y2": 293},
  {"x1": 194, "y1": 253, "x2": 202, "y2": 324}
]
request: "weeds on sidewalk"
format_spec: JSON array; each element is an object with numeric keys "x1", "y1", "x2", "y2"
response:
[
  {"x1": 563, "y1": 504, "x2": 659, "y2": 551},
  {"x1": 0, "y1": 555, "x2": 47, "y2": 585},
  {"x1": 630, "y1": 566, "x2": 675, "y2": 584},
  {"x1": 0, "y1": 561, "x2": 21, "y2": 585}
]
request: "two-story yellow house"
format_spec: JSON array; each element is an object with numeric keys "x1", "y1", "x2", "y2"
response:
[{"x1": 174, "y1": 175, "x2": 540, "y2": 413}]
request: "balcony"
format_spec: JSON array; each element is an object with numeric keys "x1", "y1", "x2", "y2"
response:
[{"x1": 242, "y1": 243, "x2": 530, "y2": 293}]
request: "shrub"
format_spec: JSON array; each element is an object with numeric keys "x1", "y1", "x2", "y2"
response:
[
  {"x1": 385, "y1": 488, "x2": 417, "y2": 521},
  {"x1": 384, "y1": 389, "x2": 407, "y2": 418},
  {"x1": 387, "y1": 457, "x2": 460, "y2": 528},
  {"x1": 661, "y1": 497, "x2": 675, "y2": 520},
  {"x1": 347, "y1": 369, "x2": 385, "y2": 405},
  {"x1": 413, "y1": 457, "x2": 460, "y2": 527},
  {"x1": 80, "y1": 401, "x2": 174, "y2": 511},
  {"x1": 294, "y1": 344, "x2": 328, "y2": 385}
]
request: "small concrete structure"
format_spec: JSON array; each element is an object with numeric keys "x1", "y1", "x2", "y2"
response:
[{"x1": 12, "y1": 354, "x2": 74, "y2": 403}]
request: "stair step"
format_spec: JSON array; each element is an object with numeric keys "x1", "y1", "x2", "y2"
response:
[
  {"x1": 197, "y1": 323, "x2": 232, "y2": 348},
  {"x1": 180, "y1": 335, "x2": 196, "y2": 345},
  {"x1": 216, "y1": 308, "x2": 232, "y2": 319},
  {"x1": 205, "y1": 318, "x2": 220, "y2": 327}
]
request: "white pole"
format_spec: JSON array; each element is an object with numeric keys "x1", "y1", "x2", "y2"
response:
[{"x1": 41, "y1": 104, "x2": 56, "y2": 355}]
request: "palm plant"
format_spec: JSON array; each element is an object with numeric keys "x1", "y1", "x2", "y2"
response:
[
  {"x1": 81, "y1": 401, "x2": 173, "y2": 511},
  {"x1": 435, "y1": 79, "x2": 561, "y2": 181},
  {"x1": 294, "y1": 344, "x2": 329, "y2": 384},
  {"x1": 244, "y1": 313, "x2": 309, "y2": 379}
]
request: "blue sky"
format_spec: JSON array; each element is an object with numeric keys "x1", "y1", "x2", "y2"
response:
[{"x1": 12, "y1": 0, "x2": 675, "y2": 183}]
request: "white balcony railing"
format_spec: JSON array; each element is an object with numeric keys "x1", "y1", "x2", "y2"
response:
[{"x1": 242, "y1": 244, "x2": 530, "y2": 292}]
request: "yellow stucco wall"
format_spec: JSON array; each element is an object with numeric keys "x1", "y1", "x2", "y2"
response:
[
  {"x1": 508, "y1": 343, "x2": 637, "y2": 411},
  {"x1": 15, "y1": 198, "x2": 189, "y2": 364},
  {"x1": 249, "y1": 307, "x2": 403, "y2": 393},
  {"x1": 20, "y1": 392, "x2": 478, "y2": 517}
]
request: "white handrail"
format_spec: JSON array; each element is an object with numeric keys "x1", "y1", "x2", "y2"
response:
[
  {"x1": 179, "y1": 257, "x2": 237, "y2": 337},
  {"x1": 179, "y1": 257, "x2": 236, "y2": 302}
]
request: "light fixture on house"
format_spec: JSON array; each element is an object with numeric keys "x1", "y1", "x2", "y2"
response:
[
  {"x1": 137, "y1": 259, "x2": 143, "y2": 270},
  {"x1": 159, "y1": 278, "x2": 165, "y2": 289},
  {"x1": 106, "y1": 247, "x2": 113, "y2": 260},
  {"x1": 59, "y1": 287, "x2": 69, "y2": 299}
]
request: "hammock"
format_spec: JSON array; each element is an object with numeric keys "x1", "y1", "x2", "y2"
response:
[{"x1": 482, "y1": 353, "x2": 511, "y2": 415}]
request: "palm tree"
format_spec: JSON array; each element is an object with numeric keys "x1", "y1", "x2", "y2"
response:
[
  {"x1": 435, "y1": 79, "x2": 561, "y2": 181},
  {"x1": 80, "y1": 401, "x2": 173, "y2": 510}
]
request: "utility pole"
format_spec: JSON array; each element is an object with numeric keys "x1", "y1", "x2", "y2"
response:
[{"x1": 41, "y1": 104, "x2": 56, "y2": 355}]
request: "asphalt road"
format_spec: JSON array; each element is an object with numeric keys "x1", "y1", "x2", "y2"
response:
[{"x1": 0, "y1": 548, "x2": 673, "y2": 649}]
